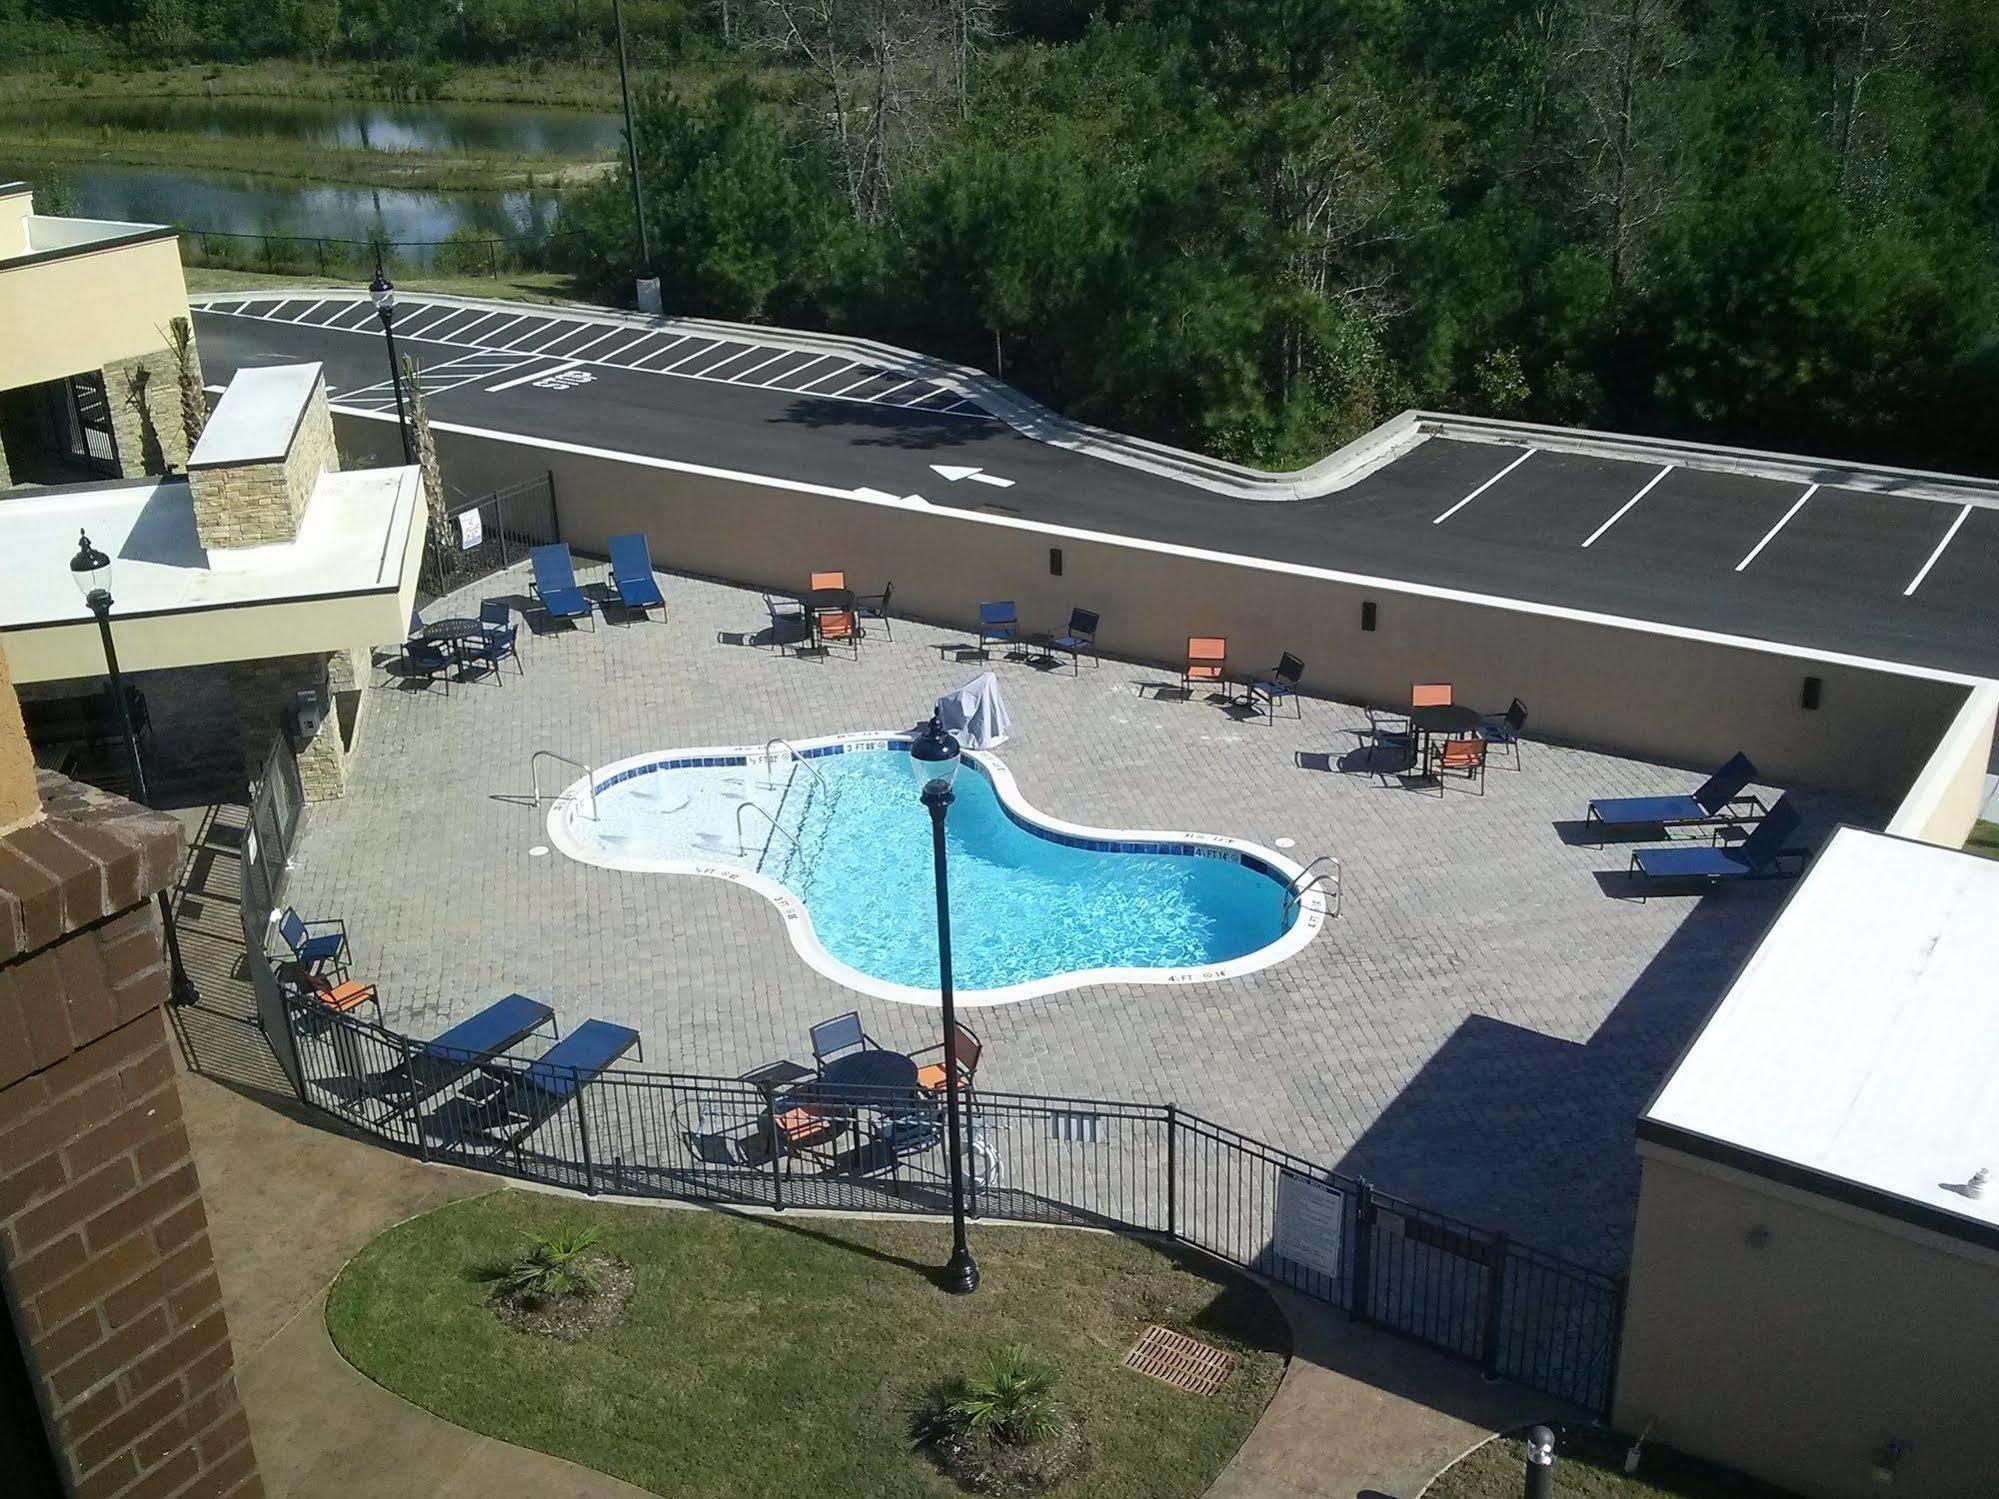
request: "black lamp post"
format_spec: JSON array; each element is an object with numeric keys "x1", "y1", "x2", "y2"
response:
[
  {"x1": 69, "y1": 532, "x2": 200, "y2": 1008},
  {"x1": 611, "y1": 0, "x2": 653, "y2": 290},
  {"x1": 910, "y1": 713, "x2": 979, "y2": 1294},
  {"x1": 368, "y1": 264, "x2": 415, "y2": 464}
]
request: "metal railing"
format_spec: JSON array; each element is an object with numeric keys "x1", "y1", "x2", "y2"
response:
[
  {"x1": 418, "y1": 471, "x2": 562, "y2": 607},
  {"x1": 281, "y1": 997, "x2": 1625, "y2": 1415},
  {"x1": 735, "y1": 801, "x2": 798, "y2": 862},
  {"x1": 1283, "y1": 855, "x2": 1342, "y2": 920},
  {"x1": 530, "y1": 750, "x2": 597, "y2": 821}
]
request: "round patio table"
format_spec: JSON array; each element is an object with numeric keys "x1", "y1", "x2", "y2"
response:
[
  {"x1": 1408, "y1": 703, "x2": 1481, "y2": 773},
  {"x1": 805, "y1": 586, "x2": 854, "y2": 613},
  {"x1": 418, "y1": 618, "x2": 487, "y2": 650},
  {"x1": 819, "y1": 1049, "x2": 919, "y2": 1095}
]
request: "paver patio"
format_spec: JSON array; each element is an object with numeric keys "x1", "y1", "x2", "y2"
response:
[{"x1": 279, "y1": 561, "x2": 1876, "y2": 1271}]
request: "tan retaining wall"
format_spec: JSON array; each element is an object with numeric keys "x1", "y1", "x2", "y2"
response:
[
  {"x1": 1883, "y1": 680, "x2": 1997, "y2": 846},
  {"x1": 343, "y1": 415, "x2": 1982, "y2": 808}
]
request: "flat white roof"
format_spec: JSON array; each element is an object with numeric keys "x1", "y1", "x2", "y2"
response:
[
  {"x1": 0, "y1": 465, "x2": 419, "y2": 627},
  {"x1": 189, "y1": 363, "x2": 323, "y2": 468},
  {"x1": 1644, "y1": 827, "x2": 1999, "y2": 1241}
]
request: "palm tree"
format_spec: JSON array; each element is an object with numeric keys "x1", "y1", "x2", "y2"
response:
[{"x1": 165, "y1": 316, "x2": 206, "y2": 464}]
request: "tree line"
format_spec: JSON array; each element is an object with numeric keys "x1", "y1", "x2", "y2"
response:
[{"x1": 558, "y1": 0, "x2": 1998, "y2": 474}]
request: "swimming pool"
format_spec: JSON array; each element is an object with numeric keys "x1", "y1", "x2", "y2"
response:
[{"x1": 547, "y1": 734, "x2": 1325, "y2": 1005}]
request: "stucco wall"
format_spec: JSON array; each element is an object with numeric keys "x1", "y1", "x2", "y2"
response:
[
  {"x1": 0, "y1": 234, "x2": 191, "y2": 392},
  {"x1": 1615, "y1": 1151, "x2": 1999, "y2": 1497},
  {"x1": 367, "y1": 416, "x2": 1974, "y2": 804},
  {"x1": 1883, "y1": 680, "x2": 1998, "y2": 846}
]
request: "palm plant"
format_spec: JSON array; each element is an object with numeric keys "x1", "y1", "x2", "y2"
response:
[
  {"x1": 490, "y1": 1226, "x2": 604, "y2": 1306},
  {"x1": 942, "y1": 1345, "x2": 1066, "y2": 1447},
  {"x1": 165, "y1": 316, "x2": 205, "y2": 460}
]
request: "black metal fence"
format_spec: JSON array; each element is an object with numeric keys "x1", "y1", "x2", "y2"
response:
[
  {"x1": 281, "y1": 998, "x2": 1626, "y2": 1415},
  {"x1": 242, "y1": 737, "x2": 307, "y2": 1073},
  {"x1": 418, "y1": 471, "x2": 562, "y2": 606}
]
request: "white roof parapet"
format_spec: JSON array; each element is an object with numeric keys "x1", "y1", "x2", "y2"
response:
[{"x1": 189, "y1": 363, "x2": 324, "y2": 469}]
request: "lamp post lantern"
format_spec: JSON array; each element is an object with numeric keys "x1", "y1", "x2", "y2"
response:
[
  {"x1": 910, "y1": 712, "x2": 979, "y2": 1294},
  {"x1": 68, "y1": 532, "x2": 200, "y2": 1008},
  {"x1": 368, "y1": 264, "x2": 414, "y2": 464}
]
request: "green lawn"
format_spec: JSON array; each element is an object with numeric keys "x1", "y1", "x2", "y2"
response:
[
  {"x1": 1427, "y1": 1427, "x2": 1795, "y2": 1499},
  {"x1": 326, "y1": 1191, "x2": 1289, "y2": 1498},
  {"x1": 185, "y1": 265, "x2": 585, "y2": 307},
  {"x1": 1965, "y1": 821, "x2": 1999, "y2": 860}
]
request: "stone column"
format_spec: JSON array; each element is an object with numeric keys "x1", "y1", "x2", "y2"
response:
[
  {"x1": 225, "y1": 654, "x2": 347, "y2": 802},
  {"x1": 102, "y1": 349, "x2": 188, "y2": 480},
  {"x1": 0, "y1": 773, "x2": 265, "y2": 1499},
  {"x1": 0, "y1": 640, "x2": 37, "y2": 836},
  {"x1": 186, "y1": 376, "x2": 337, "y2": 551}
]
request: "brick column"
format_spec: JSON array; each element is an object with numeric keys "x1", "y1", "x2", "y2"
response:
[
  {"x1": 0, "y1": 774, "x2": 263, "y2": 1499},
  {"x1": 225, "y1": 654, "x2": 347, "y2": 801}
]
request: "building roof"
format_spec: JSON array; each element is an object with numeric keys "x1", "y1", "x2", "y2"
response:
[
  {"x1": 0, "y1": 466, "x2": 423, "y2": 681},
  {"x1": 189, "y1": 363, "x2": 323, "y2": 468},
  {"x1": 1641, "y1": 826, "x2": 1999, "y2": 1250}
]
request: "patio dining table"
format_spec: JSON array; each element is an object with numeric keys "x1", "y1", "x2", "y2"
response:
[
  {"x1": 1408, "y1": 703, "x2": 1481, "y2": 773},
  {"x1": 417, "y1": 617, "x2": 490, "y2": 653},
  {"x1": 803, "y1": 586, "x2": 858, "y2": 651}
]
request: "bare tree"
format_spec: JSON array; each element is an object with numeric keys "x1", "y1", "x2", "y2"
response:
[
  {"x1": 749, "y1": 0, "x2": 946, "y2": 222},
  {"x1": 1562, "y1": 0, "x2": 1694, "y2": 301},
  {"x1": 940, "y1": 0, "x2": 1001, "y2": 121},
  {"x1": 1806, "y1": 0, "x2": 1932, "y2": 203}
]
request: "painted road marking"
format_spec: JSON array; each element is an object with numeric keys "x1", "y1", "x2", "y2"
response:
[
  {"x1": 1735, "y1": 484, "x2": 1817, "y2": 572},
  {"x1": 487, "y1": 359, "x2": 584, "y2": 393},
  {"x1": 632, "y1": 334, "x2": 693, "y2": 368},
  {"x1": 1432, "y1": 448, "x2": 1536, "y2": 524},
  {"x1": 871, "y1": 378, "x2": 919, "y2": 404},
  {"x1": 1581, "y1": 464, "x2": 1674, "y2": 548},
  {"x1": 1903, "y1": 504, "x2": 1973, "y2": 597},
  {"x1": 662, "y1": 339, "x2": 722, "y2": 372},
  {"x1": 288, "y1": 299, "x2": 327, "y2": 322},
  {"x1": 932, "y1": 465, "x2": 1014, "y2": 489},
  {"x1": 498, "y1": 317, "x2": 561, "y2": 351},
  {"x1": 828, "y1": 370, "x2": 884, "y2": 397},
  {"x1": 797, "y1": 361, "x2": 858, "y2": 391},
  {"x1": 768, "y1": 354, "x2": 834, "y2": 387},
  {"x1": 565, "y1": 326, "x2": 627, "y2": 360},
  {"x1": 730, "y1": 349, "x2": 793, "y2": 383}
]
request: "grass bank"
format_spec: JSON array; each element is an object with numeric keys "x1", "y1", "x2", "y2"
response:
[
  {"x1": 326, "y1": 1190, "x2": 1289, "y2": 1498},
  {"x1": 186, "y1": 265, "x2": 583, "y2": 306},
  {"x1": 1, "y1": 124, "x2": 611, "y2": 192}
]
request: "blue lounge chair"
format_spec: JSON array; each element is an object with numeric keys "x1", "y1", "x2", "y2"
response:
[
  {"x1": 276, "y1": 908, "x2": 348, "y2": 978},
  {"x1": 1246, "y1": 652, "x2": 1304, "y2": 721},
  {"x1": 530, "y1": 543, "x2": 594, "y2": 630},
  {"x1": 978, "y1": 601, "x2": 1018, "y2": 657},
  {"x1": 1629, "y1": 796, "x2": 1810, "y2": 888},
  {"x1": 1586, "y1": 752, "x2": 1763, "y2": 843},
  {"x1": 485, "y1": 1019, "x2": 642, "y2": 1149},
  {"x1": 379, "y1": 994, "x2": 558, "y2": 1109},
  {"x1": 607, "y1": 532, "x2": 666, "y2": 614},
  {"x1": 1046, "y1": 608, "x2": 1099, "y2": 673}
]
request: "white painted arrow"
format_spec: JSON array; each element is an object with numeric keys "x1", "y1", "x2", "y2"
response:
[{"x1": 930, "y1": 464, "x2": 1015, "y2": 489}]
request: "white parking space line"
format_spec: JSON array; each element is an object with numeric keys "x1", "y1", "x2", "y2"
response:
[
  {"x1": 565, "y1": 326, "x2": 628, "y2": 361},
  {"x1": 497, "y1": 317, "x2": 561, "y2": 351},
  {"x1": 870, "y1": 379, "x2": 920, "y2": 404},
  {"x1": 1734, "y1": 484, "x2": 1817, "y2": 572},
  {"x1": 486, "y1": 359, "x2": 582, "y2": 393},
  {"x1": 1581, "y1": 464, "x2": 1673, "y2": 548},
  {"x1": 662, "y1": 340, "x2": 726, "y2": 372},
  {"x1": 265, "y1": 300, "x2": 296, "y2": 320},
  {"x1": 692, "y1": 345, "x2": 764, "y2": 377},
  {"x1": 1431, "y1": 448, "x2": 1536, "y2": 524},
  {"x1": 726, "y1": 349, "x2": 793, "y2": 383},
  {"x1": 479, "y1": 313, "x2": 533, "y2": 345},
  {"x1": 1903, "y1": 504, "x2": 1973, "y2": 597},
  {"x1": 326, "y1": 301, "x2": 379, "y2": 331},
  {"x1": 418, "y1": 307, "x2": 480, "y2": 341},
  {"x1": 286, "y1": 299, "x2": 326, "y2": 322},
  {"x1": 631, "y1": 335, "x2": 694, "y2": 368},
  {"x1": 396, "y1": 306, "x2": 462, "y2": 341},
  {"x1": 599, "y1": 331, "x2": 675, "y2": 366},
  {"x1": 766, "y1": 354, "x2": 833, "y2": 387},
  {"x1": 521, "y1": 321, "x2": 587, "y2": 355},
  {"x1": 796, "y1": 360, "x2": 858, "y2": 392},
  {"x1": 299, "y1": 301, "x2": 353, "y2": 325},
  {"x1": 828, "y1": 370, "x2": 885, "y2": 397}
]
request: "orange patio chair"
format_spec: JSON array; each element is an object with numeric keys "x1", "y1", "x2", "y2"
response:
[
  {"x1": 810, "y1": 571, "x2": 847, "y2": 591},
  {"x1": 1183, "y1": 637, "x2": 1228, "y2": 695},
  {"x1": 1411, "y1": 681, "x2": 1454, "y2": 707},
  {"x1": 301, "y1": 972, "x2": 381, "y2": 1024},
  {"x1": 913, "y1": 1022, "x2": 983, "y2": 1094},
  {"x1": 1435, "y1": 736, "x2": 1488, "y2": 793},
  {"x1": 815, "y1": 609, "x2": 861, "y2": 659},
  {"x1": 772, "y1": 1103, "x2": 846, "y2": 1167}
]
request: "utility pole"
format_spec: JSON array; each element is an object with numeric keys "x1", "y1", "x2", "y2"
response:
[{"x1": 611, "y1": 0, "x2": 655, "y2": 308}]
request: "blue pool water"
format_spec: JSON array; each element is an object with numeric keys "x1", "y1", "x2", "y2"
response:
[
  {"x1": 769, "y1": 751, "x2": 1292, "y2": 991},
  {"x1": 563, "y1": 745, "x2": 1298, "y2": 994}
]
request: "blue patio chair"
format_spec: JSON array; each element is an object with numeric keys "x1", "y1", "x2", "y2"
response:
[
  {"x1": 607, "y1": 532, "x2": 666, "y2": 615},
  {"x1": 1586, "y1": 752, "x2": 1763, "y2": 844},
  {"x1": 401, "y1": 634, "x2": 453, "y2": 694},
  {"x1": 479, "y1": 598, "x2": 512, "y2": 631},
  {"x1": 483, "y1": 1019, "x2": 643, "y2": 1151},
  {"x1": 810, "y1": 1011, "x2": 877, "y2": 1068},
  {"x1": 459, "y1": 621, "x2": 521, "y2": 681},
  {"x1": 763, "y1": 593, "x2": 808, "y2": 652},
  {"x1": 977, "y1": 601, "x2": 1018, "y2": 657},
  {"x1": 854, "y1": 581, "x2": 894, "y2": 640},
  {"x1": 1628, "y1": 796, "x2": 1810, "y2": 889},
  {"x1": 1046, "y1": 608, "x2": 1099, "y2": 674},
  {"x1": 1246, "y1": 652, "x2": 1305, "y2": 721},
  {"x1": 376, "y1": 993, "x2": 558, "y2": 1110},
  {"x1": 1477, "y1": 698, "x2": 1529, "y2": 767},
  {"x1": 529, "y1": 543, "x2": 595, "y2": 630},
  {"x1": 871, "y1": 1101, "x2": 945, "y2": 1196},
  {"x1": 276, "y1": 908, "x2": 349, "y2": 978}
]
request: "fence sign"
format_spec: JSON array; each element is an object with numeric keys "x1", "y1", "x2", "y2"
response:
[
  {"x1": 1273, "y1": 1170, "x2": 1345, "y2": 1279},
  {"x1": 457, "y1": 508, "x2": 484, "y2": 551}
]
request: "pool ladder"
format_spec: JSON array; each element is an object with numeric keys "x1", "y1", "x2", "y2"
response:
[
  {"x1": 736, "y1": 801, "x2": 800, "y2": 862},
  {"x1": 530, "y1": 750, "x2": 598, "y2": 821},
  {"x1": 737, "y1": 738, "x2": 825, "y2": 871},
  {"x1": 1282, "y1": 855, "x2": 1341, "y2": 921}
]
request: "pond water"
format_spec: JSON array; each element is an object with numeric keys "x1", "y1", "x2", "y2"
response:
[{"x1": 0, "y1": 94, "x2": 622, "y2": 158}]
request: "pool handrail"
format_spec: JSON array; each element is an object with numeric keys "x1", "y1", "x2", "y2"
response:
[
  {"x1": 763, "y1": 737, "x2": 826, "y2": 789},
  {"x1": 531, "y1": 749, "x2": 598, "y2": 822},
  {"x1": 736, "y1": 800, "x2": 800, "y2": 867},
  {"x1": 1283, "y1": 855, "x2": 1342, "y2": 920}
]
